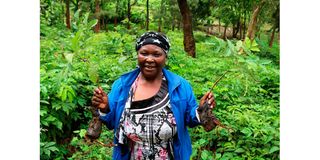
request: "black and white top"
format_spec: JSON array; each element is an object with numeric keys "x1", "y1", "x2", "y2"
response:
[{"x1": 116, "y1": 75, "x2": 177, "y2": 160}]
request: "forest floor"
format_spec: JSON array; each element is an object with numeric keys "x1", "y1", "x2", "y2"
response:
[{"x1": 199, "y1": 23, "x2": 278, "y2": 41}]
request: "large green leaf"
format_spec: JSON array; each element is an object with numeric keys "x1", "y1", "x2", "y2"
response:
[
  {"x1": 88, "y1": 63, "x2": 99, "y2": 84},
  {"x1": 88, "y1": 19, "x2": 98, "y2": 28},
  {"x1": 269, "y1": 146, "x2": 279, "y2": 154}
]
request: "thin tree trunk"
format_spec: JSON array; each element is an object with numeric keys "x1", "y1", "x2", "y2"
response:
[
  {"x1": 235, "y1": 19, "x2": 240, "y2": 38},
  {"x1": 232, "y1": 23, "x2": 235, "y2": 38},
  {"x1": 239, "y1": 17, "x2": 243, "y2": 39},
  {"x1": 158, "y1": 18, "x2": 162, "y2": 32},
  {"x1": 218, "y1": 18, "x2": 221, "y2": 33},
  {"x1": 269, "y1": 27, "x2": 276, "y2": 47},
  {"x1": 223, "y1": 24, "x2": 228, "y2": 40},
  {"x1": 114, "y1": 17, "x2": 118, "y2": 27},
  {"x1": 101, "y1": 18, "x2": 104, "y2": 30},
  {"x1": 177, "y1": 0, "x2": 196, "y2": 57},
  {"x1": 246, "y1": 0, "x2": 266, "y2": 41},
  {"x1": 127, "y1": 0, "x2": 131, "y2": 29},
  {"x1": 170, "y1": 0, "x2": 175, "y2": 31},
  {"x1": 94, "y1": 0, "x2": 100, "y2": 33},
  {"x1": 171, "y1": 19, "x2": 175, "y2": 31},
  {"x1": 105, "y1": 18, "x2": 108, "y2": 31},
  {"x1": 158, "y1": 0, "x2": 165, "y2": 32},
  {"x1": 114, "y1": 0, "x2": 119, "y2": 27},
  {"x1": 146, "y1": 0, "x2": 149, "y2": 31},
  {"x1": 65, "y1": 0, "x2": 71, "y2": 29},
  {"x1": 101, "y1": 0, "x2": 106, "y2": 32},
  {"x1": 243, "y1": 14, "x2": 246, "y2": 39},
  {"x1": 61, "y1": 0, "x2": 65, "y2": 26}
]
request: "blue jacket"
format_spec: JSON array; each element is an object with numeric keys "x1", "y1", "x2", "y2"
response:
[{"x1": 99, "y1": 68, "x2": 201, "y2": 159}]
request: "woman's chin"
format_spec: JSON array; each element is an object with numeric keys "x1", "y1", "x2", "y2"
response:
[{"x1": 141, "y1": 68, "x2": 160, "y2": 80}]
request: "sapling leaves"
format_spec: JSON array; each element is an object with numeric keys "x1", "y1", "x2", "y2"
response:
[{"x1": 88, "y1": 62, "x2": 100, "y2": 86}]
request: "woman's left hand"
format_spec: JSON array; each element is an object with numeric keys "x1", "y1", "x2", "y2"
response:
[{"x1": 199, "y1": 91, "x2": 216, "y2": 109}]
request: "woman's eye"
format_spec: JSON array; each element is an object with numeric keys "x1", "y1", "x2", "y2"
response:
[
  {"x1": 153, "y1": 53, "x2": 161, "y2": 57},
  {"x1": 140, "y1": 52, "x2": 147, "y2": 56}
]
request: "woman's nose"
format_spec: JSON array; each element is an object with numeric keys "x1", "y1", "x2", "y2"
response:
[{"x1": 145, "y1": 56, "x2": 155, "y2": 62}]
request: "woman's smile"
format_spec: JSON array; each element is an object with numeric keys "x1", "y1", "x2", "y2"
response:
[{"x1": 137, "y1": 44, "x2": 166, "y2": 80}]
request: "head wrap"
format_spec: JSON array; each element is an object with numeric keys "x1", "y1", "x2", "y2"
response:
[{"x1": 135, "y1": 31, "x2": 171, "y2": 54}]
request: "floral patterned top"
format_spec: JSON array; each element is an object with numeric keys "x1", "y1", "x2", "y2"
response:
[{"x1": 116, "y1": 75, "x2": 177, "y2": 160}]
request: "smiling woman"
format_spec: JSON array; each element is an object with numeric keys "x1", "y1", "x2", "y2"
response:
[
  {"x1": 90, "y1": 31, "x2": 216, "y2": 159},
  {"x1": 137, "y1": 44, "x2": 166, "y2": 81}
]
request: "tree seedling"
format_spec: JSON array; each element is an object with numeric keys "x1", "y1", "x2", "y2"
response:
[{"x1": 198, "y1": 70, "x2": 233, "y2": 132}]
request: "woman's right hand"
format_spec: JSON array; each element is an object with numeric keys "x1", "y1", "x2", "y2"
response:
[{"x1": 91, "y1": 87, "x2": 109, "y2": 113}]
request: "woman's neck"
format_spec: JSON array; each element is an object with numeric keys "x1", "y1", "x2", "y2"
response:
[
  {"x1": 133, "y1": 72, "x2": 163, "y2": 101},
  {"x1": 139, "y1": 72, "x2": 163, "y2": 84}
]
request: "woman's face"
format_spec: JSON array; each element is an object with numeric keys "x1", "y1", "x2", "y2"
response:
[{"x1": 137, "y1": 44, "x2": 166, "y2": 80}]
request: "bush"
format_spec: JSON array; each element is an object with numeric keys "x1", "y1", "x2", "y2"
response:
[{"x1": 40, "y1": 24, "x2": 279, "y2": 159}]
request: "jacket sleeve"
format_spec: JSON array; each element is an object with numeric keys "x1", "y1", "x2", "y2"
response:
[
  {"x1": 99, "y1": 79, "x2": 121, "y2": 130},
  {"x1": 183, "y1": 79, "x2": 201, "y2": 128}
]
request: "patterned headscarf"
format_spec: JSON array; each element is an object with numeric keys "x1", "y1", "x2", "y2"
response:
[{"x1": 135, "y1": 31, "x2": 171, "y2": 54}]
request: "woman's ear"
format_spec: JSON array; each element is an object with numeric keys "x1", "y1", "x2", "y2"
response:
[{"x1": 165, "y1": 56, "x2": 168, "y2": 66}]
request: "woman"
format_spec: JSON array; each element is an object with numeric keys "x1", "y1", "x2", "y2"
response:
[{"x1": 91, "y1": 31, "x2": 216, "y2": 159}]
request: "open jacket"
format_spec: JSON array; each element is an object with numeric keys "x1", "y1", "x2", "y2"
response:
[{"x1": 99, "y1": 68, "x2": 201, "y2": 160}]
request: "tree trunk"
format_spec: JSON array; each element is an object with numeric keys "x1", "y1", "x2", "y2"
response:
[
  {"x1": 104, "y1": 18, "x2": 108, "y2": 31},
  {"x1": 101, "y1": 18, "x2": 104, "y2": 30},
  {"x1": 234, "y1": 19, "x2": 240, "y2": 38},
  {"x1": 170, "y1": 0, "x2": 175, "y2": 31},
  {"x1": 246, "y1": 0, "x2": 266, "y2": 41},
  {"x1": 171, "y1": 18, "x2": 175, "y2": 31},
  {"x1": 232, "y1": 23, "x2": 235, "y2": 38},
  {"x1": 158, "y1": 17, "x2": 162, "y2": 32},
  {"x1": 127, "y1": 0, "x2": 131, "y2": 29},
  {"x1": 223, "y1": 24, "x2": 228, "y2": 40},
  {"x1": 269, "y1": 27, "x2": 276, "y2": 47},
  {"x1": 114, "y1": 0, "x2": 119, "y2": 27},
  {"x1": 114, "y1": 17, "x2": 118, "y2": 27},
  {"x1": 146, "y1": 0, "x2": 149, "y2": 31},
  {"x1": 177, "y1": 0, "x2": 196, "y2": 58},
  {"x1": 218, "y1": 18, "x2": 221, "y2": 33},
  {"x1": 243, "y1": 14, "x2": 246, "y2": 39},
  {"x1": 158, "y1": 0, "x2": 165, "y2": 32},
  {"x1": 94, "y1": 0, "x2": 100, "y2": 33},
  {"x1": 65, "y1": 0, "x2": 71, "y2": 29},
  {"x1": 239, "y1": 17, "x2": 242, "y2": 39}
]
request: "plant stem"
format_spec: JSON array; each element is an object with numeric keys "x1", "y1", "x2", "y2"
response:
[{"x1": 209, "y1": 70, "x2": 229, "y2": 92}]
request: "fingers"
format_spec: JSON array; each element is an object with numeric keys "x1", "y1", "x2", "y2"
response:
[
  {"x1": 94, "y1": 92, "x2": 103, "y2": 99},
  {"x1": 93, "y1": 88, "x2": 101, "y2": 94},
  {"x1": 92, "y1": 87, "x2": 108, "y2": 109},
  {"x1": 92, "y1": 101, "x2": 100, "y2": 107},
  {"x1": 92, "y1": 96, "x2": 103, "y2": 103},
  {"x1": 100, "y1": 88, "x2": 107, "y2": 96},
  {"x1": 200, "y1": 92, "x2": 210, "y2": 102},
  {"x1": 206, "y1": 92, "x2": 216, "y2": 109},
  {"x1": 94, "y1": 87, "x2": 107, "y2": 96},
  {"x1": 208, "y1": 97, "x2": 216, "y2": 109}
]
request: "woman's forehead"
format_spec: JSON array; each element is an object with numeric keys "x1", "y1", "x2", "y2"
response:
[{"x1": 138, "y1": 44, "x2": 164, "y2": 53}]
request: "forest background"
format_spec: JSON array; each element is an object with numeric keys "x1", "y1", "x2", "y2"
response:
[
  {"x1": 38, "y1": 0, "x2": 281, "y2": 159},
  {"x1": 2, "y1": 1, "x2": 320, "y2": 160}
]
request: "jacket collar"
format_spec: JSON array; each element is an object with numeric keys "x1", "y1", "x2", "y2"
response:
[{"x1": 120, "y1": 67, "x2": 181, "y2": 94}]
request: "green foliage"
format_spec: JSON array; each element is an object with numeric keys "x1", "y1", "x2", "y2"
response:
[
  {"x1": 244, "y1": 37, "x2": 261, "y2": 52},
  {"x1": 69, "y1": 128, "x2": 113, "y2": 159},
  {"x1": 41, "y1": 17, "x2": 279, "y2": 160},
  {"x1": 168, "y1": 31, "x2": 279, "y2": 160},
  {"x1": 40, "y1": 141, "x2": 59, "y2": 159}
]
